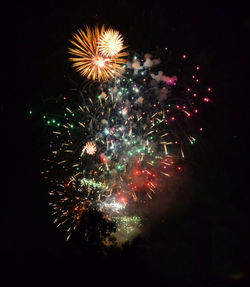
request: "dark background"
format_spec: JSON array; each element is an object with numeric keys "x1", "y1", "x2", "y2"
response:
[{"x1": 6, "y1": 1, "x2": 249, "y2": 286}]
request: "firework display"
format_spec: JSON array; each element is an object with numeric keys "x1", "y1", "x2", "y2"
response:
[{"x1": 43, "y1": 26, "x2": 212, "y2": 245}]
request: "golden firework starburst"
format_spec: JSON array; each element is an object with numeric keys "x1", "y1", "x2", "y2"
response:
[
  {"x1": 82, "y1": 141, "x2": 97, "y2": 156},
  {"x1": 68, "y1": 26, "x2": 128, "y2": 81},
  {"x1": 99, "y1": 29, "x2": 124, "y2": 57}
]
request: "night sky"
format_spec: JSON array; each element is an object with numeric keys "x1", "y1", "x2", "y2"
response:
[{"x1": 6, "y1": 1, "x2": 249, "y2": 286}]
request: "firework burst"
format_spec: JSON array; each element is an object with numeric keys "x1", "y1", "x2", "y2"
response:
[
  {"x1": 68, "y1": 26, "x2": 128, "y2": 81},
  {"x1": 82, "y1": 141, "x2": 97, "y2": 155},
  {"x1": 99, "y1": 29, "x2": 125, "y2": 57}
]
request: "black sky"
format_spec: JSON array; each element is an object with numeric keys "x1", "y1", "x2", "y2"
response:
[{"x1": 6, "y1": 1, "x2": 249, "y2": 286}]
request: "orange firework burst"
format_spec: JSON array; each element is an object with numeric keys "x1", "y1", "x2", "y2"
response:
[
  {"x1": 68, "y1": 26, "x2": 128, "y2": 81},
  {"x1": 82, "y1": 141, "x2": 97, "y2": 155}
]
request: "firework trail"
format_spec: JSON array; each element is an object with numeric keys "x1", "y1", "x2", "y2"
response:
[{"x1": 43, "y1": 27, "x2": 212, "y2": 245}]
